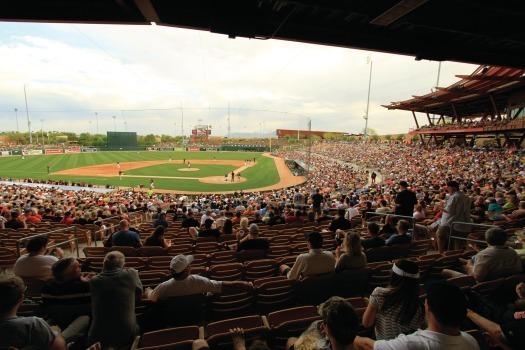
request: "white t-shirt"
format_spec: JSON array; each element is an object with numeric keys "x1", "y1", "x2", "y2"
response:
[
  {"x1": 148, "y1": 275, "x2": 222, "y2": 301},
  {"x1": 13, "y1": 254, "x2": 58, "y2": 280},
  {"x1": 374, "y1": 329, "x2": 479, "y2": 350}
]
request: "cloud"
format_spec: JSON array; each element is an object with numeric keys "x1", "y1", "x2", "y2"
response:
[{"x1": 0, "y1": 22, "x2": 478, "y2": 136}]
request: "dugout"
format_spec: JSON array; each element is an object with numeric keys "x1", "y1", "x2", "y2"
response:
[{"x1": 106, "y1": 132, "x2": 139, "y2": 150}]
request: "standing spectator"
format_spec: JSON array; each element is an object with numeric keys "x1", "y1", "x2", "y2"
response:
[
  {"x1": 293, "y1": 188, "x2": 305, "y2": 208},
  {"x1": 88, "y1": 251, "x2": 143, "y2": 348},
  {"x1": 436, "y1": 181, "x2": 472, "y2": 254},
  {"x1": 311, "y1": 188, "x2": 324, "y2": 217},
  {"x1": 394, "y1": 181, "x2": 418, "y2": 218},
  {"x1": 0, "y1": 276, "x2": 67, "y2": 349},
  {"x1": 362, "y1": 260, "x2": 425, "y2": 340}
]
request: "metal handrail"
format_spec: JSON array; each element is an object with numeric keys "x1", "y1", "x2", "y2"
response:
[
  {"x1": 16, "y1": 226, "x2": 80, "y2": 258},
  {"x1": 448, "y1": 221, "x2": 498, "y2": 248},
  {"x1": 91, "y1": 212, "x2": 145, "y2": 246}
]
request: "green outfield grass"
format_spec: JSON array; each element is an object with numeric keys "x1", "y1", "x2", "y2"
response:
[{"x1": 0, "y1": 151, "x2": 280, "y2": 192}]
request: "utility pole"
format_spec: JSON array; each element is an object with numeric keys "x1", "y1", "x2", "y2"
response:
[
  {"x1": 24, "y1": 84, "x2": 32, "y2": 144},
  {"x1": 40, "y1": 119, "x2": 44, "y2": 144},
  {"x1": 227, "y1": 101, "x2": 231, "y2": 138},
  {"x1": 180, "y1": 101, "x2": 184, "y2": 139}
]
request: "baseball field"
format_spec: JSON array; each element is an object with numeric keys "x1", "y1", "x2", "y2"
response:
[{"x1": 0, "y1": 151, "x2": 305, "y2": 194}]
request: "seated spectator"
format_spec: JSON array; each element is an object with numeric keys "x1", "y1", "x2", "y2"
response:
[
  {"x1": 466, "y1": 282, "x2": 525, "y2": 349},
  {"x1": 25, "y1": 208, "x2": 42, "y2": 224},
  {"x1": 470, "y1": 203, "x2": 487, "y2": 224},
  {"x1": 41, "y1": 257, "x2": 91, "y2": 344},
  {"x1": 145, "y1": 254, "x2": 251, "y2": 301},
  {"x1": 268, "y1": 210, "x2": 286, "y2": 226},
  {"x1": 335, "y1": 232, "x2": 367, "y2": 272},
  {"x1": 248, "y1": 210, "x2": 264, "y2": 225},
  {"x1": 329, "y1": 208, "x2": 353, "y2": 232},
  {"x1": 152, "y1": 212, "x2": 169, "y2": 228},
  {"x1": 189, "y1": 218, "x2": 221, "y2": 240},
  {"x1": 413, "y1": 204, "x2": 426, "y2": 222},
  {"x1": 214, "y1": 210, "x2": 227, "y2": 228},
  {"x1": 386, "y1": 219, "x2": 412, "y2": 247},
  {"x1": 355, "y1": 280, "x2": 479, "y2": 349},
  {"x1": 442, "y1": 226, "x2": 522, "y2": 282},
  {"x1": 181, "y1": 211, "x2": 200, "y2": 232},
  {"x1": 144, "y1": 226, "x2": 170, "y2": 248},
  {"x1": 286, "y1": 297, "x2": 360, "y2": 350},
  {"x1": 235, "y1": 224, "x2": 270, "y2": 252},
  {"x1": 345, "y1": 202, "x2": 360, "y2": 220},
  {"x1": 60, "y1": 211, "x2": 74, "y2": 226},
  {"x1": 379, "y1": 214, "x2": 397, "y2": 237},
  {"x1": 501, "y1": 201, "x2": 525, "y2": 221},
  {"x1": 362, "y1": 222, "x2": 386, "y2": 250},
  {"x1": 0, "y1": 276, "x2": 67, "y2": 349},
  {"x1": 111, "y1": 219, "x2": 142, "y2": 248},
  {"x1": 286, "y1": 209, "x2": 304, "y2": 225},
  {"x1": 280, "y1": 232, "x2": 335, "y2": 280},
  {"x1": 4, "y1": 211, "x2": 27, "y2": 230},
  {"x1": 14, "y1": 236, "x2": 65, "y2": 280},
  {"x1": 487, "y1": 198, "x2": 504, "y2": 216},
  {"x1": 362, "y1": 259, "x2": 425, "y2": 340},
  {"x1": 199, "y1": 208, "x2": 215, "y2": 226},
  {"x1": 88, "y1": 251, "x2": 143, "y2": 349},
  {"x1": 375, "y1": 199, "x2": 392, "y2": 215},
  {"x1": 317, "y1": 209, "x2": 333, "y2": 223},
  {"x1": 221, "y1": 218, "x2": 234, "y2": 235}
]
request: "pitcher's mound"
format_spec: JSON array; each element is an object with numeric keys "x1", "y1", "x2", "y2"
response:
[{"x1": 178, "y1": 168, "x2": 199, "y2": 172}]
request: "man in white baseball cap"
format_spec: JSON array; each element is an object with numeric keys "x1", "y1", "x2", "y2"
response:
[{"x1": 144, "y1": 255, "x2": 251, "y2": 301}]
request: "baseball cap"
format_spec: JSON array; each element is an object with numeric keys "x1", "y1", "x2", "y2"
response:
[
  {"x1": 399, "y1": 181, "x2": 409, "y2": 187},
  {"x1": 169, "y1": 255, "x2": 194, "y2": 273}
]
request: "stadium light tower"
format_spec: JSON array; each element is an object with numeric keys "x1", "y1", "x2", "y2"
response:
[
  {"x1": 363, "y1": 55, "x2": 373, "y2": 143},
  {"x1": 112, "y1": 116, "x2": 116, "y2": 131},
  {"x1": 14, "y1": 108, "x2": 19, "y2": 132},
  {"x1": 95, "y1": 112, "x2": 99, "y2": 134},
  {"x1": 24, "y1": 83, "x2": 32, "y2": 144},
  {"x1": 89, "y1": 120, "x2": 93, "y2": 134},
  {"x1": 40, "y1": 119, "x2": 44, "y2": 143}
]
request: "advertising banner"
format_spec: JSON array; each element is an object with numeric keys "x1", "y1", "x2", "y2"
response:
[
  {"x1": 27, "y1": 149, "x2": 44, "y2": 155},
  {"x1": 64, "y1": 148, "x2": 81, "y2": 154},
  {"x1": 81, "y1": 148, "x2": 98, "y2": 152},
  {"x1": 45, "y1": 149, "x2": 63, "y2": 155},
  {"x1": 188, "y1": 147, "x2": 200, "y2": 152}
]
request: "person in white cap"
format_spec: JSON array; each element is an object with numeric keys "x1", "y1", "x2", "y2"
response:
[{"x1": 144, "y1": 255, "x2": 251, "y2": 302}]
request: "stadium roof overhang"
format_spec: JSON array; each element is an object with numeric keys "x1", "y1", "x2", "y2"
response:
[
  {"x1": 383, "y1": 66, "x2": 525, "y2": 117},
  {"x1": 1, "y1": 0, "x2": 525, "y2": 69}
]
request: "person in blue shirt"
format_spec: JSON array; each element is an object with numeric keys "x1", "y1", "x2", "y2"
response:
[
  {"x1": 111, "y1": 220, "x2": 142, "y2": 248},
  {"x1": 386, "y1": 219, "x2": 412, "y2": 246}
]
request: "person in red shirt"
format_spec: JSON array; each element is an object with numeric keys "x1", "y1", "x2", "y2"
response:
[{"x1": 61, "y1": 211, "x2": 75, "y2": 226}]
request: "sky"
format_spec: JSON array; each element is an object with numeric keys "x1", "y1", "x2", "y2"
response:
[{"x1": 0, "y1": 22, "x2": 479, "y2": 137}]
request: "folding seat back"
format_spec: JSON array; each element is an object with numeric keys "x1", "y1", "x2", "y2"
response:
[
  {"x1": 296, "y1": 273, "x2": 336, "y2": 306},
  {"x1": 243, "y1": 259, "x2": 277, "y2": 281},
  {"x1": 334, "y1": 267, "x2": 371, "y2": 298},
  {"x1": 267, "y1": 306, "x2": 320, "y2": 350}
]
